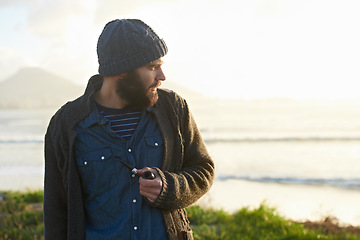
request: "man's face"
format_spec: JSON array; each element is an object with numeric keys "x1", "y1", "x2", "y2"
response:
[{"x1": 116, "y1": 59, "x2": 166, "y2": 110}]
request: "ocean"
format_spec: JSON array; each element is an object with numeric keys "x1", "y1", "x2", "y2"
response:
[{"x1": 1, "y1": 99, "x2": 360, "y2": 225}]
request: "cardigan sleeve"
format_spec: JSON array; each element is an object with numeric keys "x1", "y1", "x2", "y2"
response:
[
  {"x1": 150, "y1": 95, "x2": 215, "y2": 210},
  {"x1": 44, "y1": 124, "x2": 68, "y2": 239}
]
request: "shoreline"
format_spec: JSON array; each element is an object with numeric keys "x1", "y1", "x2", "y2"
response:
[
  {"x1": 197, "y1": 179, "x2": 360, "y2": 227},
  {"x1": 1, "y1": 176, "x2": 360, "y2": 227},
  {"x1": 1, "y1": 190, "x2": 359, "y2": 239}
]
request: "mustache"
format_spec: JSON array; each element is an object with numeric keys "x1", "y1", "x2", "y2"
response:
[{"x1": 149, "y1": 81, "x2": 161, "y2": 89}]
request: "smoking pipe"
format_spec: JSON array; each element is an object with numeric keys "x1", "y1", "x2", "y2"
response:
[{"x1": 142, "y1": 171, "x2": 156, "y2": 180}]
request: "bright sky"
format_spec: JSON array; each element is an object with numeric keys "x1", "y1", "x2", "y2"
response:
[{"x1": 1, "y1": 0, "x2": 360, "y2": 100}]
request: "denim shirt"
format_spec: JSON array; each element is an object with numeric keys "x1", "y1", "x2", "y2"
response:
[{"x1": 74, "y1": 103, "x2": 168, "y2": 240}]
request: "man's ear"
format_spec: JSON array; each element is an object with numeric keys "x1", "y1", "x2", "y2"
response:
[
  {"x1": 103, "y1": 72, "x2": 129, "y2": 83},
  {"x1": 117, "y1": 72, "x2": 128, "y2": 80}
]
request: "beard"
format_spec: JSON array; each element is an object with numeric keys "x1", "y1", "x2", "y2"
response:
[{"x1": 115, "y1": 70, "x2": 160, "y2": 110}]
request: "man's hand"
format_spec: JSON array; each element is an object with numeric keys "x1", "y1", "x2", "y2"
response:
[{"x1": 137, "y1": 167, "x2": 162, "y2": 202}]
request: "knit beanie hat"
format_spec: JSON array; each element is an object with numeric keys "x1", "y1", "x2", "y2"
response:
[{"x1": 97, "y1": 19, "x2": 168, "y2": 76}]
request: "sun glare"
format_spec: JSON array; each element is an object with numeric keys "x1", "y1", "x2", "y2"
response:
[{"x1": 1, "y1": 0, "x2": 359, "y2": 100}]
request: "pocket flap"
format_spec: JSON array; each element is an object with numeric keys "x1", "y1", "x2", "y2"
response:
[
  {"x1": 84, "y1": 147, "x2": 112, "y2": 162},
  {"x1": 145, "y1": 136, "x2": 163, "y2": 148}
]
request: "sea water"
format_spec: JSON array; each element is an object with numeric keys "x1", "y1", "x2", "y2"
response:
[
  {"x1": 0, "y1": 100, "x2": 360, "y2": 225},
  {"x1": 192, "y1": 100, "x2": 360, "y2": 225}
]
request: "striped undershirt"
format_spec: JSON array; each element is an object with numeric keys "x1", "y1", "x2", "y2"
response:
[{"x1": 96, "y1": 103, "x2": 142, "y2": 140}]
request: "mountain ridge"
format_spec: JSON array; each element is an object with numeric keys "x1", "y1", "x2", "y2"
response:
[
  {"x1": 0, "y1": 67, "x2": 209, "y2": 109},
  {"x1": 0, "y1": 68, "x2": 84, "y2": 109}
]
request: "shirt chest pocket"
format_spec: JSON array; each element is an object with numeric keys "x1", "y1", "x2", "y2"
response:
[
  {"x1": 144, "y1": 136, "x2": 164, "y2": 167},
  {"x1": 76, "y1": 147, "x2": 117, "y2": 197}
]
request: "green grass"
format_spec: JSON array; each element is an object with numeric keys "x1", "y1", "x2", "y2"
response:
[
  {"x1": 0, "y1": 190, "x2": 359, "y2": 240},
  {"x1": 0, "y1": 190, "x2": 44, "y2": 240},
  {"x1": 187, "y1": 204, "x2": 360, "y2": 240}
]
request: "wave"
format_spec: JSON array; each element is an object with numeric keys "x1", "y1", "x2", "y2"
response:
[
  {"x1": 2, "y1": 136, "x2": 360, "y2": 144},
  {"x1": 216, "y1": 175, "x2": 360, "y2": 190},
  {"x1": 0, "y1": 166, "x2": 43, "y2": 176},
  {"x1": 204, "y1": 136, "x2": 360, "y2": 143},
  {"x1": 0, "y1": 137, "x2": 43, "y2": 144}
]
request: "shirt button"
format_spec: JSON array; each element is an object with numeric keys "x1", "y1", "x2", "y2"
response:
[
  {"x1": 132, "y1": 174, "x2": 136, "y2": 178},
  {"x1": 133, "y1": 199, "x2": 137, "y2": 203},
  {"x1": 101, "y1": 156, "x2": 105, "y2": 160},
  {"x1": 128, "y1": 148, "x2": 132, "y2": 153},
  {"x1": 84, "y1": 161, "x2": 87, "y2": 165},
  {"x1": 154, "y1": 142, "x2": 159, "y2": 147},
  {"x1": 134, "y1": 226, "x2": 138, "y2": 231}
]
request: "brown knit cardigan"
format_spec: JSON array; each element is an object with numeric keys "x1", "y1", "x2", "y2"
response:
[{"x1": 44, "y1": 75, "x2": 215, "y2": 239}]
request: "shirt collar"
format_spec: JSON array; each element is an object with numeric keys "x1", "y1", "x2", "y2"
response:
[
  {"x1": 79, "y1": 100, "x2": 109, "y2": 128},
  {"x1": 79, "y1": 85, "x2": 158, "y2": 128},
  {"x1": 80, "y1": 100, "x2": 157, "y2": 128},
  {"x1": 146, "y1": 105, "x2": 155, "y2": 113}
]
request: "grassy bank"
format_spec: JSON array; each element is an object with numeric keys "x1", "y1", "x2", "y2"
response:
[
  {"x1": 187, "y1": 205, "x2": 360, "y2": 240},
  {"x1": 0, "y1": 190, "x2": 359, "y2": 240},
  {"x1": 0, "y1": 190, "x2": 44, "y2": 240}
]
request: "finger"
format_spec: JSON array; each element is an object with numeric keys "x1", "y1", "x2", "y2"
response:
[
  {"x1": 139, "y1": 190, "x2": 158, "y2": 202},
  {"x1": 139, "y1": 177, "x2": 162, "y2": 188},
  {"x1": 139, "y1": 181, "x2": 162, "y2": 192},
  {"x1": 139, "y1": 179, "x2": 162, "y2": 202},
  {"x1": 139, "y1": 186, "x2": 160, "y2": 202}
]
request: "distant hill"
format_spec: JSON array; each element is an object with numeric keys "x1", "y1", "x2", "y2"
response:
[
  {"x1": 0, "y1": 68, "x2": 84, "y2": 109},
  {"x1": 160, "y1": 80, "x2": 211, "y2": 106},
  {"x1": 0, "y1": 67, "x2": 209, "y2": 109}
]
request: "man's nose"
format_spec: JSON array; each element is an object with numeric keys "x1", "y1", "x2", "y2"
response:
[{"x1": 156, "y1": 67, "x2": 166, "y2": 81}]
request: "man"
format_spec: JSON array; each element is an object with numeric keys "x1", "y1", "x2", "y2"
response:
[{"x1": 44, "y1": 19, "x2": 214, "y2": 240}]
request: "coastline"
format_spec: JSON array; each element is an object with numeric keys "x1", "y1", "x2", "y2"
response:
[
  {"x1": 1, "y1": 189, "x2": 360, "y2": 239},
  {"x1": 197, "y1": 179, "x2": 360, "y2": 227},
  {"x1": 2, "y1": 175, "x2": 360, "y2": 227}
]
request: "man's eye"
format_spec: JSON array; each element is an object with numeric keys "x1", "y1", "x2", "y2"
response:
[{"x1": 149, "y1": 66, "x2": 157, "y2": 70}]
